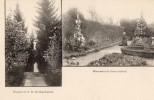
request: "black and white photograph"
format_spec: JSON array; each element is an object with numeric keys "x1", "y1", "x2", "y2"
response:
[
  {"x1": 62, "y1": 0, "x2": 154, "y2": 67},
  {"x1": 5, "y1": 0, "x2": 62, "y2": 87},
  {"x1": 1, "y1": 0, "x2": 154, "y2": 100}
]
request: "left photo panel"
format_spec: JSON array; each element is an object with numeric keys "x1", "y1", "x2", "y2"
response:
[{"x1": 5, "y1": 0, "x2": 62, "y2": 87}]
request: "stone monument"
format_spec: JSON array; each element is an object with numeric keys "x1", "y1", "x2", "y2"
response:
[
  {"x1": 121, "y1": 13, "x2": 154, "y2": 58},
  {"x1": 131, "y1": 13, "x2": 152, "y2": 48},
  {"x1": 73, "y1": 10, "x2": 85, "y2": 49}
]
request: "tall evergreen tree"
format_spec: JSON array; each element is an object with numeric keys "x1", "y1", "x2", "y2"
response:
[
  {"x1": 35, "y1": 0, "x2": 59, "y2": 56},
  {"x1": 5, "y1": 12, "x2": 30, "y2": 86},
  {"x1": 34, "y1": 0, "x2": 60, "y2": 73},
  {"x1": 14, "y1": 3, "x2": 27, "y2": 32},
  {"x1": 14, "y1": 3, "x2": 22, "y2": 22}
]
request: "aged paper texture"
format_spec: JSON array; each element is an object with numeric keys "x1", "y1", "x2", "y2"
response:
[{"x1": 1, "y1": 0, "x2": 154, "y2": 100}]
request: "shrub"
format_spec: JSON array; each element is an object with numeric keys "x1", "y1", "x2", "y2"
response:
[
  {"x1": 88, "y1": 39, "x2": 96, "y2": 46},
  {"x1": 5, "y1": 13, "x2": 30, "y2": 86},
  {"x1": 45, "y1": 66, "x2": 62, "y2": 86},
  {"x1": 6, "y1": 63, "x2": 25, "y2": 86},
  {"x1": 43, "y1": 21, "x2": 62, "y2": 86}
]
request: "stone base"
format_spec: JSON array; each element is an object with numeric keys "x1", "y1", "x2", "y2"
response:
[{"x1": 121, "y1": 46, "x2": 154, "y2": 58}]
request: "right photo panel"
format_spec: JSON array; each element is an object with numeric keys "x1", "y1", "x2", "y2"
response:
[{"x1": 62, "y1": 0, "x2": 154, "y2": 67}]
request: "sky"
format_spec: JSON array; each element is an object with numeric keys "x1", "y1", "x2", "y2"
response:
[
  {"x1": 6, "y1": 0, "x2": 61, "y2": 35},
  {"x1": 6, "y1": 0, "x2": 154, "y2": 34},
  {"x1": 63, "y1": 0, "x2": 154, "y2": 24}
]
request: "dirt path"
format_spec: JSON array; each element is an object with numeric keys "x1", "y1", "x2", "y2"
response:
[
  {"x1": 22, "y1": 72, "x2": 48, "y2": 86},
  {"x1": 63, "y1": 45, "x2": 122, "y2": 66}
]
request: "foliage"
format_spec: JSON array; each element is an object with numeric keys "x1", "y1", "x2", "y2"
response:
[
  {"x1": 148, "y1": 24, "x2": 154, "y2": 37},
  {"x1": 34, "y1": 0, "x2": 60, "y2": 73},
  {"x1": 88, "y1": 39, "x2": 96, "y2": 46},
  {"x1": 84, "y1": 20, "x2": 123, "y2": 42},
  {"x1": 120, "y1": 19, "x2": 138, "y2": 39},
  {"x1": 62, "y1": 8, "x2": 87, "y2": 51},
  {"x1": 25, "y1": 33, "x2": 35, "y2": 72},
  {"x1": 5, "y1": 12, "x2": 30, "y2": 86},
  {"x1": 35, "y1": 0, "x2": 59, "y2": 55},
  {"x1": 88, "y1": 53, "x2": 147, "y2": 66},
  {"x1": 14, "y1": 3, "x2": 27, "y2": 32},
  {"x1": 88, "y1": 7, "x2": 99, "y2": 21},
  {"x1": 63, "y1": 8, "x2": 123, "y2": 53},
  {"x1": 120, "y1": 18, "x2": 154, "y2": 39},
  {"x1": 44, "y1": 20, "x2": 62, "y2": 86}
]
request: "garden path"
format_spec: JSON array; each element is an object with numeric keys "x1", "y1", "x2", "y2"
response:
[
  {"x1": 63, "y1": 45, "x2": 121, "y2": 66},
  {"x1": 63, "y1": 45, "x2": 154, "y2": 66},
  {"x1": 22, "y1": 72, "x2": 48, "y2": 86}
]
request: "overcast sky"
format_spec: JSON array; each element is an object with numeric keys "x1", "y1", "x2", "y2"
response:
[
  {"x1": 6, "y1": 0, "x2": 61, "y2": 34},
  {"x1": 6, "y1": 0, "x2": 154, "y2": 34},
  {"x1": 63, "y1": 0, "x2": 154, "y2": 24}
]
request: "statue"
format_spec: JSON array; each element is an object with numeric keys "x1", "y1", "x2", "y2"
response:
[
  {"x1": 33, "y1": 62, "x2": 39, "y2": 73},
  {"x1": 120, "y1": 32, "x2": 128, "y2": 46},
  {"x1": 121, "y1": 12, "x2": 154, "y2": 58},
  {"x1": 33, "y1": 40, "x2": 37, "y2": 50},
  {"x1": 73, "y1": 9, "x2": 85, "y2": 49}
]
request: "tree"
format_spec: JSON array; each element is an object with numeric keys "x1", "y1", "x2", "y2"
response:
[
  {"x1": 34, "y1": 0, "x2": 60, "y2": 73},
  {"x1": 5, "y1": 12, "x2": 30, "y2": 86},
  {"x1": 88, "y1": 7, "x2": 99, "y2": 21},
  {"x1": 14, "y1": 3, "x2": 27, "y2": 32},
  {"x1": 35, "y1": 0, "x2": 59, "y2": 56},
  {"x1": 120, "y1": 19, "x2": 137, "y2": 39},
  {"x1": 44, "y1": 20, "x2": 62, "y2": 85}
]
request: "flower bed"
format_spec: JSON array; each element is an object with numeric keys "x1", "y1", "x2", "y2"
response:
[{"x1": 88, "y1": 53, "x2": 147, "y2": 66}]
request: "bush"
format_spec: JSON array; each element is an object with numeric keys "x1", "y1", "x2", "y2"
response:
[
  {"x1": 88, "y1": 39, "x2": 96, "y2": 46},
  {"x1": 43, "y1": 21, "x2": 62, "y2": 86},
  {"x1": 45, "y1": 66, "x2": 61, "y2": 86},
  {"x1": 5, "y1": 52, "x2": 29, "y2": 86},
  {"x1": 6, "y1": 63, "x2": 25, "y2": 86},
  {"x1": 5, "y1": 13, "x2": 30, "y2": 86}
]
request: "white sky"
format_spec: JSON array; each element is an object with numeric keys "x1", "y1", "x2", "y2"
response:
[
  {"x1": 6, "y1": 0, "x2": 61, "y2": 34},
  {"x1": 63, "y1": 0, "x2": 154, "y2": 24},
  {"x1": 6, "y1": 0, "x2": 154, "y2": 34}
]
